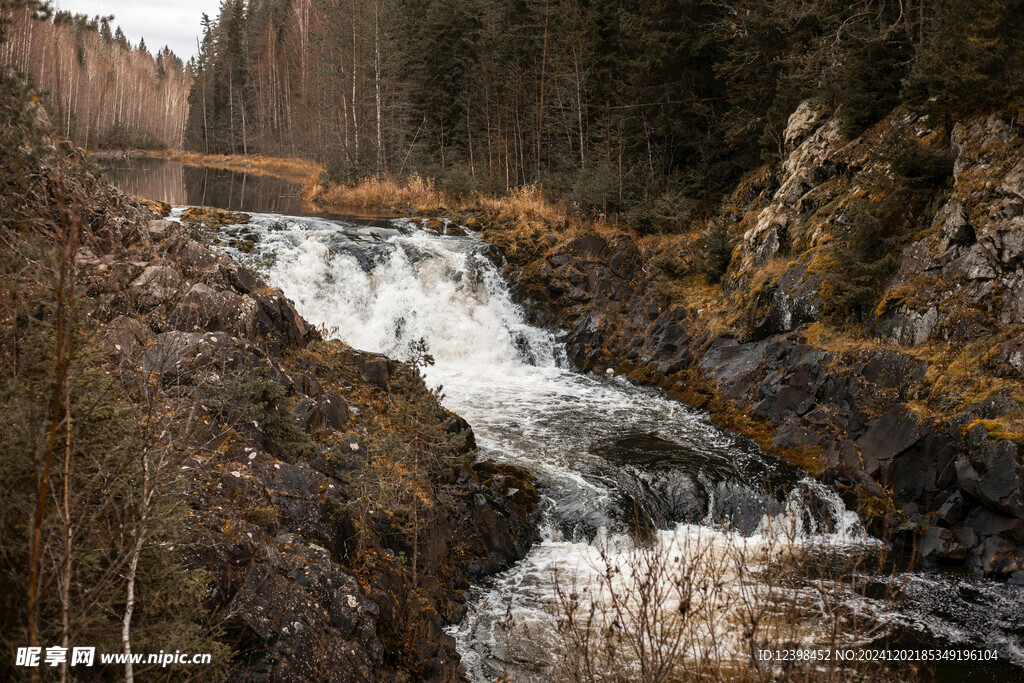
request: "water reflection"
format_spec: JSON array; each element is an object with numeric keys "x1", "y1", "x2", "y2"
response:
[{"x1": 100, "y1": 156, "x2": 392, "y2": 220}]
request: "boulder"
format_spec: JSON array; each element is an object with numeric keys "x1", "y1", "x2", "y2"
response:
[
  {"x1": 174, "y1": 239, "x2": 219, "y2": 274},
  {"x1": 878, "y1": 305, "x2": 940, "y2": 346},
  {"x1": 222, "y1": 537, "x2": 382, "y2": 681},
  {"x1": 919, "y1": 526, "x2": 965, "y2": 562},
  {"x1": 564, "y1": 232, "x2": 607, "y2": 260},
  {"x1": 750, "y1": 261, "x2": 823, "y2": 337},
  {"x1": 856, "y1": 405, "x2": 923, "y2": 464},
  {"x1": 783, "y1": 100, "x2": 829, "y2": 151},
  {"x1": 938, "y1": 201, "x2": 973, "y2": 244},
  {"x1": 139, "y1": 330, "x2": 260, "y2": 379},
  {"x1": 181, "y1": 206, "x2": 251, "y2": 229},
  {"x1": 253, "y1": 290, "x2": 316, "y2": 349},
  {"x1": 167, "y1": 283, "x2": 259, "y2": 339},
  {"x1": 358, "y1": 359, "x2": 391, "y2": 389},
  {"x1": 137, "y1": 198, "x2": 172, "y2": 217},
  {"x1": 996, "y1": 336, "x2": 1024, "y2": 375},
  {"x1": 146, "y1": 218, "x2": 178, "y2": 242},
  {"x1": 129, "y1": 263, "x2": 184, "y2": 309},
  {"x1": 308, "y1": 393, "x2": 349, "y2": 432},
  {"x1": 957, "y1": 427, "x2": 1024, "y2": 518},
  {"x1": 100, "y1": 315, "x2": 155, "y2": 360},
  {"x1": 859, "y1": 349, "x2": 929, "y2": 391},
  {"x1": 607, "y1": 236, "x2": 642, "y2": 279}
]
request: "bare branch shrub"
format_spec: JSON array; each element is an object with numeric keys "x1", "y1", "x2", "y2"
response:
[{"x1": 489, "y1": 488, "x2": 913, "y2": 682}]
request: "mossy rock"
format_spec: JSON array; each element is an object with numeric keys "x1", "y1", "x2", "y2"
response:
[
  {"x1": 471, "y1": 461, "x2": 539, "y2": 516},
  {"x1": 181, "y1": 206, "x2": 252, "y2": 230},
  {"x1": 136, "y1": 196, "x2": 172, "y2": 216},
  {"x1": 969, "y1": 419, "x2": 1024, "y2": 446}
]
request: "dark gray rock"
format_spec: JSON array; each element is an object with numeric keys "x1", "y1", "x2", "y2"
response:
[
  {"x1": 937, "y1": 200, "x2": 973, "y2": 244},
  {"x1": 308, "y1": 392, "x2": 349, "y2": 432},
  {"x1": 253, "y1": 290, "x2": 316, "y2": 349},
  {"x1": 920, "y1": 526, "x2": 965, "y2": 562},
  {"x1": 167, "y1": 283, "x2": 259, "y2": 339},
  {"x1": 223, "y1": 537, "x2": 382, "y2": 682},
  {"x1": 608, "y1": 236, "x2": 641, "y2": 279},
  {"x1": 358, "y1": 359, "x2": 391, "y2": 389},
  {"x1": 856, "y1": 405, "x2": 923, "y2": 463},
  {"x1": 101, "y1": 315, "x2": 155, "y2": 360},
  {"x1": 957, "y1": 427, "x2": 1024, "y2": 518},
  {"x1": 140, "y1": 330, "x2": 260, "y2": 378},
  {"x1": 997, "y1": 336, "x2": 1024, "y2": 375},
  {"x1": 564, "y1": 232, "x2": 607, "y2": 259},
  {"x1": 129, "y1": 263, "x2": 184, "y2": 309},
  {"x1": 146, "y1": 218, "x2": 179, "y2": 242}
]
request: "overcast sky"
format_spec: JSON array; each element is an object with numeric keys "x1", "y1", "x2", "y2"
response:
[{"x1": 54, "y1": 0, "x2": 218, "y2": 61}]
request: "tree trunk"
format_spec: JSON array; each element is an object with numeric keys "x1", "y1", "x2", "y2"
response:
[
  {"x1": 536, "y1": 0, "x2": 550, "y2": 180},
  {"x1": 27, "y1": 171, "x2": 77, "y2": 657},
  {"x1": 374, "y1": 1, "x2": 385, "y2": 172},
  {"x1": 60, "y1": 371, "x2": 73, "y2": 683},
  {"x1": 121, "y1": 455, "x2": 150, "y2": 683}
]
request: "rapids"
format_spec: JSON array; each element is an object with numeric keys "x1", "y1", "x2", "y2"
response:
[{"x1": 167, "y1": 205, "x2": 1024, "y2": 680}]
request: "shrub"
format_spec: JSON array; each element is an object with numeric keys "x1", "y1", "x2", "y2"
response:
[
  {"x1": 0, "y1": 228, "x2": 231, "y2": 678},
  {"x1": 886, "y1": 135, "x2": 954, "y2": 184},
  {"x1": 695, "y1": 214, "x2": 737, "y2": 283},
  {"x1": 216, "y1": 365, "x2": 314, "y2": 463},
  {"x1": 0, "y1": 67, "x2": 51, "y2": 224},
  {"x1": 625, "y1": 191, "x2": 700, "y2": 235},
  {"x1": 431, "y1": 162, "x2": 485, "y2": 199},
  {"x1": 837, "y1": 37, "x2": 911, "y2": 139},
  {"x1": 566, "y1": 163, "x2": 621, "y2": 217},
  {"x1": 821, "y1": 184, "x2": 929, "y2": 323}
]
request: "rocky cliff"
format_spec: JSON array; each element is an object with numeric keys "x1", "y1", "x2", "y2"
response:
[
  {"x1": 480, "y1": 103, "x2": 1024, "y2": 578},
  {"x1": 26, "y1": 154, "x2": 537, "y2": 680}
]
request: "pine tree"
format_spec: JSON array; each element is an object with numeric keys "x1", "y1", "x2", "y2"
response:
[{"x1": 905, "y1": 0, "x2": 1024, "y2": 115}]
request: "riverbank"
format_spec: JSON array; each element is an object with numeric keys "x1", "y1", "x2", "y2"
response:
[
  {"x1": 6, "y1": 143, "x2": 539, "y2": 679},
  {"x1": 480, "y1": 104, "x2": 1024, "y2": 577},
  {"x1": 102, "y1": 148, "x2": 618, "y2": 235}
]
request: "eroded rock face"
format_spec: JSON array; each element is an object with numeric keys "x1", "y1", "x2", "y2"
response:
[
  {"x1": 167, "y1": 283, "x2": 260, "y2": 337},
  {"x1": 876, "y1": 114, "x2": 1024, "y2": 354},
  {"x1": 725, "y1": 103, "x2": 847, "y2": 297},
  {"x1": 79, "y1": 211, "x2": 540, "y2": 680},
  {"x1": 486, "y1": 105, "x2": 1024, "y2": 577},
  {"x1": 748, "y1": 258, "x2": 824, "y2": 338}
]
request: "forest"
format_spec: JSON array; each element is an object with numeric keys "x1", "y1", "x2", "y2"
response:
[
  {"x1": 0, "y1": 6, "x2": 190, "y2": 149},
  {"x1": 184, "y1": 0, "x2": 1024, "y2": 218}
]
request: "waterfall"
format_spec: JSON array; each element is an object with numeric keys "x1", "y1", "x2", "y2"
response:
[{"x1": 254, "y1": 216, "x2": 561, "y2": 369}]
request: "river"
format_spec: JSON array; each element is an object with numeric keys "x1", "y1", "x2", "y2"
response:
[{"x1": 107, "y1": 158, "x2": 1024, "y2": 681}]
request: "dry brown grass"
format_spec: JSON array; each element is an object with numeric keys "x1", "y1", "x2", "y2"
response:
[
  {"x1": 315, "y1": 175, "x2": 579, "y2": 225},
  {"x1": 476, "y1": 184, "x2": 565, "y2": 223},
  {"x1": 800, "y1": 322, "x2": 891, "y2": 355},
  {"x1": 664, "y1": 275, "x2": 738, "y2": 338},
  {"x1": 921, "y1": 339, "x2": 1024, "y2": 418},
  {"x1": 799, "y1": 323, "x2": 1024, "y2": 428},
  {"x1": 309, "y1": 174, "x2": 451, "y2": 212},
  {"x1": 166, "y1": 150, "x2": 321, "y2": 185}
]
